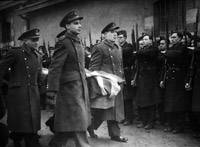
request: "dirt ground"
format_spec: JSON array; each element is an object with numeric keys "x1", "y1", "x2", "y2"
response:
[{"x1": 2, "y1": 110, "x2": 200, "y2": 147}]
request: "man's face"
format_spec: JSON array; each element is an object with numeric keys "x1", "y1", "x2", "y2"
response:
[
  {"x1": 159, "y1": 40, "x2": 167, "y2": 51},
  {"x1": 117, "y1": 34, "x2": 126, "y2": 46},
  {"x1": 25, "y1": 38, "x2": 39, "y2": 50},
  {"x1": 171, "y1": 33, "x2": 181, "y2": 45},
  {"x1": 139, "y1": 40, "x2": 144, "y2": 49},
  {"x1": 105, "y1": 30, "x2": 117, "y2": 42},
  {"x1": 143, "y1": 36, "x2": 152, "y2": 47},
  {"x1": 66, "y1": 20, "x2": 82, "y2": 34}
]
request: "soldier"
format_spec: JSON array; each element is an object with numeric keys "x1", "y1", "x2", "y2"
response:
[
  {"x1": 87, "y1": 22, "x2": 128, "y2": 143},
  {"x1": 185, "y1": 36, "x2": 200, "y2": 137},
  {"x1": 134, "y1": 35, "x2": 159, "y2": 130},
  {"x1": 46, "y1": 10, "x2": 90, "y2": 147},
  {"x1": 160, "y1": 31, "x2": 189, "y2": 134},
  {"x1": 0, "y1": 29, "x2": 44, "y2": 147},
  {"x1": 117, "y1": 30, "x2": 135, "y2": 126},
  {"x1": 45, "y1": 29, "x2": 67, "y2": 133},
  {"x1": 157, "y1": 37, "x2": 169, "y2": 125}
]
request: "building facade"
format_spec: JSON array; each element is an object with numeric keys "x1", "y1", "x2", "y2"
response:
[{"x1": 0, "y1": 0, "x2": 199, "y2": 49}]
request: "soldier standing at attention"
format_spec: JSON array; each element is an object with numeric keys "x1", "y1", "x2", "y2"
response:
[
  {"x1": 87, "y1": 22, "x2": 128, "y2": 143},
  {"x1": 160, "y1": 31, "x2": 189, "y2": 134},
  {"x1": 117, "y1": 30, "x2": 135, "y2": 126},
  {"x1": 46, "y1": 10, "x2": 90, "y2": 147},
  {"x1": 134, "y1": 35, "x2": 159, "y2": 130},
  {"x1": 0, "y1": 29, "x2": 44, "y2": 147}
]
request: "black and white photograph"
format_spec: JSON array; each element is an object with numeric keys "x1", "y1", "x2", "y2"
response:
[{"x1": 0, "y1": 0, "x2": 200, "y2": 147}]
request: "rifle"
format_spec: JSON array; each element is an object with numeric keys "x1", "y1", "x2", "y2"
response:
[
  {"x1": 43, "y1": 38, "x2": 49, "y2": 57},
  {"x1": 186, "y1": 7, "x2": 199, "y2": 90},
  {"x1": 131, "y1": 25, "x2": 136, "y2": 48},
  {"x1": 132, "y1": 23, "x2": 139, "y2": 87},
  {"x1": 89, "y1": 27, "x2": 93, "y2": 49},
  {"x1": 161, "y1": 0, "x2": 169, "y2": 88},
  {"x1": 84, "y1": 37, "x2": 87, "y2": 47}
]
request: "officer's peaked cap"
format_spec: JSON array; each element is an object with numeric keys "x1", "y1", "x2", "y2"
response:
[
  {"x1": 101, "y1": 22, "x2": 119, "y2": 34},
  {"x1": 18, "y1": 28, "x2": 40, "y2": 41},
  {"x1": 56, "y1": 30, "x2": 67, "y2": 38},
  {"x1": 117, "y1": 30, "x2": 127, "y2": 37},
  {"x1": 60, "y1": 10, "x2": 83, "y2": 28}
]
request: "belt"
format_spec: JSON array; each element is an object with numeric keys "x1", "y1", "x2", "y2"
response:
[
  {"x1": 124, "y1": 67, "x2": 132, "y2": 70},
  {"x1": 139, "y1": 67, "x2": 156, "y2": 71},
  {"x1": 167, "y1": 66, "x2": 180, "y2": 71}
]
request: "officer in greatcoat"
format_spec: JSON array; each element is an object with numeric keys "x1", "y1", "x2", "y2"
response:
[
  {"x1": 87, "y1": 22, "x2": 128, "y2": 142},
  {"x1": 46, "y1": 10, "x2": 90, "y2": 147},
  {"x1": 0, "y1": 29, "x2": 44, "y2": 147},
  {"x1": 134, "y1": 35, "x2": 160, "y2": 130},
  {"x1": 160, "y1": 31, "x2": 189, "y2": 134},
  {"x1": 117, "y1": 30, "x2": 135, "y2": 126}
]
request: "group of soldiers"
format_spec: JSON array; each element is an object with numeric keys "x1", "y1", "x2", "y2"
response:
[
  {"x1": 0, "y1": 9, "x2": 200, "y2": 147},
  {"x1": 117, "y1": 29, "x2": 200, "y2": 137}
]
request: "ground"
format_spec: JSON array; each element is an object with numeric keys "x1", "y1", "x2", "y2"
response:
[{"x1": 2, "y1": 110, "x2": 200, "y2": 147}]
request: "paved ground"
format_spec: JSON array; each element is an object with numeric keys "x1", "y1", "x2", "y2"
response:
[{"x1": 2, "y1": 110, "x2": 200, "y2": 147}]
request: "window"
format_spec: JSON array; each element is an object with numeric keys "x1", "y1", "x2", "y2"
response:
[{"x1": 154, "y1": 0, "x2": 186, "y2": 36}]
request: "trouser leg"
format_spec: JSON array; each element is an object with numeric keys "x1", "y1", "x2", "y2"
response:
[
  {"x1": 107, "y1": 120, "x2": 120, "y2": 137},
  {"x1": 141, "y1": 107, "x2": 148, "y2": 126},
  {"x1": 74, "y1": 131, "x2": 90, "y2": 147},
  {"x1": 175, "y1": 112, "x2": 185, "y2": 130},
  {"x1": 48, "y1": 132, "x2": 69, "y2": 147},
  {"x1": 9, "y1": 132, "x2": 23, "y2": 147},
  {"x1": 146, "y1": 105, "x2": 156, "y2": 126},
  {"x1": 90, "y1": 109, "x2": 103, "y2": 130},
  {"x1": 168, "y1": 112, "x2": 176, "y2": 129},
  {"x1": 23, "y1": 133, "x2": 41, "y2": 147},
  {"x1": 124, "y1": 99, "x2": 133, "y2": 122}
]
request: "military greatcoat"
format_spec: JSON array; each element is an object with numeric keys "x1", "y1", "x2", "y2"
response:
[
  {"x1": 187, "y1": 48, "x2": 200, "y2": 112},
  {"x1": 47, "y1": 32, "x2": 89, "y2": 132},
  {"x1": 163, "y1": 42, "x2": 189, "y2": 112},
  {"x1": 135, "y1": 45, "x2": 160, "y2": 107},
  {"x1": 89, "y1": 39, "x2": 124, "y2": 121},
  {"x1": 121, "y1": 42, "x2": 135, "y2": 100},
  {"x1": 0, "y1": 44, "x2": 44, "y2": 133}
]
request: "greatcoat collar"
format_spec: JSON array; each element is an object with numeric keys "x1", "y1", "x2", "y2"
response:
[
  {"x1": 103, "y1": 39, "x2": 117, "y2": 49},
  {"x1": 65, "y1": 31, "x2": 80, "y2": 42}
]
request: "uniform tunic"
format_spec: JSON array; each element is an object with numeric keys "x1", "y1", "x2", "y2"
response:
[
  {"x1": 163, "y1": 42, "x2": 189, "y2": 112},
  {"x1": 121, "y1": 42, "x2": 135, "y2": 100},
  {"x1": 135, "y1": 45, "x2": 160, "y2": 107},
  {"x1": 0, "y1": 44, "x2": 43, "y2": 133},
  {"x1": 89, "y1": 39, "x2": 124, "y2": 121},
  {"x1": 189, "y1": 48, "x2": 200, "y2": 112},
  {"x1": 47, "y1": 32, "x2": 89, "y2": 132}
]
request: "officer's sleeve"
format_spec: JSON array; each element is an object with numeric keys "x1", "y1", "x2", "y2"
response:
[
  {"x1": 164, "y1": 47, "x2": 186, "y2": 59},
  {"x1": 136, "y1": 47, "x2": 158, "y2": 57},
  {"x1": 89, "y1": 45, "x2": 102, "y2": 71},
  {"x1": 47, "y1": 41, "x2": 68, "y2": 92},
  {"x1": 0, "y1": 50, "x2": 15, "y2": 87}
]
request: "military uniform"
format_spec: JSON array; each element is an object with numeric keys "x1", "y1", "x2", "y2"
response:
[
  {"x1": 88, "y1": 37, "x2": 126, "y2": 138},
  {"x1": 120, "y1": 40, "x2": 135, "y2": 124},
  {"x1": 47, "y1": 10, "x2": 90, "y2": 147},
  {"x1": 0, "y1": 29, "x2": 44, "y2": 147},
  {"x1": 135, "y1": 45, "x2": 160, "y2": 128},
  {"x1": 161, "y1": 42, "x2": 189, "y2": 132},
  {"x1": 191, "y1": 48, "x2": 200, "y2": 112}
]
